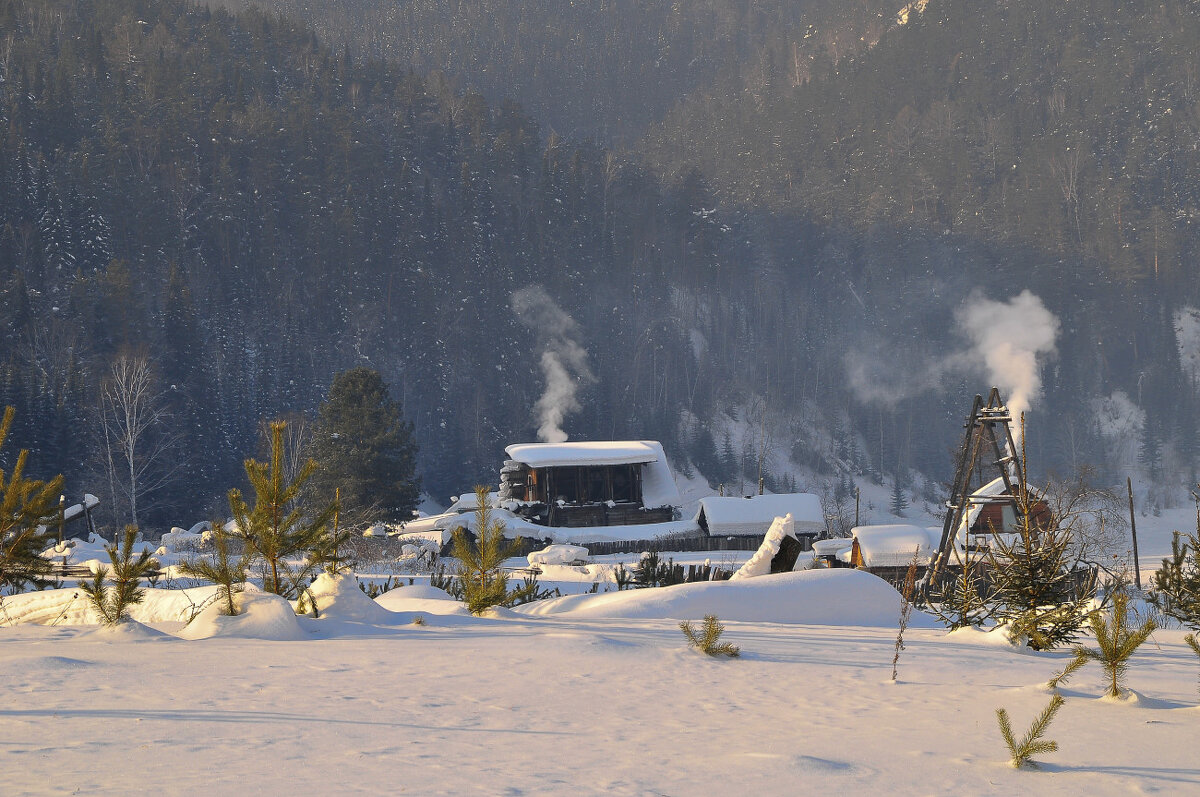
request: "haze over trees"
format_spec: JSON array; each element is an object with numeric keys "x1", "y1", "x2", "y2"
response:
[{"x1": 1, "y1": 0, "x2": 1198, "y2": 528}]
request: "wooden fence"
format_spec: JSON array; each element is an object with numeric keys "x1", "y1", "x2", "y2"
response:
[{"x1": 580, "y1": 534, "x2": 816, "y2": 557}]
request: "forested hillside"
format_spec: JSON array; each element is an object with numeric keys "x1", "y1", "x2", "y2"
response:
[
  {"x1": 0, "y1": 0, "x2": 725, "y2": 526},
  {"x1": 2, "y1": 0, "x2": 1198, "y2": 531},
  {"x1": 650, "y1": 0, "x2": 1200, "y2": 292},
  {"x1": 207, "y1": 0, "x2": 898, "y2": 145}
]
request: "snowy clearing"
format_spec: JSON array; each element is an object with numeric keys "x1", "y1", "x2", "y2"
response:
[{"x1": 2, "y1": 570, "x2": 1198, "y2": 795}]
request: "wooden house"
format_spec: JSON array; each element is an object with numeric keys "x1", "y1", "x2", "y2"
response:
[{"x1": 498, "y1": 441, "x2": 682, "y2": 528}]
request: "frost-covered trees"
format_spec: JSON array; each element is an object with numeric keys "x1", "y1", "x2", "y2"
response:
[{"x1": 0, "y1": 406, "x2": 63, "y2": 592}]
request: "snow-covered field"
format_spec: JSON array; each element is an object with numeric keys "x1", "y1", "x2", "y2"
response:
[{"x1": 2, "y1": 570, "x2": 1198, "y2": 796}]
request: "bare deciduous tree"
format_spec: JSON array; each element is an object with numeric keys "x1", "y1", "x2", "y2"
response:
[{"x1": 97, "y1": 352, "x2": 181, "y2": 530}]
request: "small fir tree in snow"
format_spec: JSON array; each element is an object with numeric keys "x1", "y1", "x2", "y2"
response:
[
  {"x1": 178, "y1": 523, "x2": 248, "y2": 617},
  {"x1": 229, "y1": 420, "x2": 338, "y2": 599},
  {"x1": 1075, "y1": 589, "x2": 1157, "y2": 699},
  {"x1": 929, "y1": 552, "x2": 994, "y2": 630},
  {"x1": 0, "y1": 406, "x2": 64, "y2": 592},
  {"x1": 1149, "y1": 528, "x2": 1200, "y2": 630},
  {"x1": 996, "y1": 693, "x2": 1064, "y2": 769},
  {"x1": 680, "y1": 614, "x2": 740, "y2": 657},
  {"x1": 451, "y1": 486, "x2": 539, "y2": 614},
  {"x1": 985, "y1": 486, "x2": 1094, "y2": 650},
  {"x1": 78, "y1": 526, "x2": 158, "y2": 626}
]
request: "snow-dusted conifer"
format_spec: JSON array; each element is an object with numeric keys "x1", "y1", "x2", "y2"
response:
[
  {"x1": 986, "y1": 487, "x2": 1094, "y2": 650},
  {"x1": 78, "y1": 526, "x2": 158, "y2": 626},
  {"x1": 1149, "y1": 529, "x2": 1200, "y2": 630}
]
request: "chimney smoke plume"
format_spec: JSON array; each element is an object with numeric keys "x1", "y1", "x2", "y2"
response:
[{"x1": 511, "y1": 286, "x2": 594, "y2": 443}]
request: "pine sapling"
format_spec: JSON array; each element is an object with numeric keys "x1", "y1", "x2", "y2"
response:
[
  {"x1": 1149, "y1": 530, "x2": 1200, "y2": 630},
  {"x1": 1077, "y1": 589, "x2": 1156, "y2": 698},
  {"x1": 1045, "y1": 649, "x2": 1088, "y2": 691},
  {"x1": 996, "y1": 693, "x2": 1064, "y2": 769},
  {"x1": 0, "y1": 406, "x2": 64, "y2": 592},
  {"x1": 229, "y1": 420, "x2": 338, "y2": 599},
  {"x1": 891, "y1": 547, "x2": 920, "y2": 682},
  {"x1": 178, "y1": 522, "x2": 248, "y2": 617},
  {"x1": 680, "y1": 614, "x2": 740, "y2": 657},
  {"x1": 452, "y1": 486, "x2": 519, "y2": 614},
  {"x1": 79, "y1": 526, "x2": 158, "y2": 626}
]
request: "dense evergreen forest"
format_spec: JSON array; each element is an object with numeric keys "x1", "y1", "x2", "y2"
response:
[{"x1": 1, "y1": 0, "x2": 1198, "y2": 531}]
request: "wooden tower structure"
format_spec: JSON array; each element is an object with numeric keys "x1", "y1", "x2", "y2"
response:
[{"x1": 926, "y1": 387, "x2": 1028, "y2": 585}]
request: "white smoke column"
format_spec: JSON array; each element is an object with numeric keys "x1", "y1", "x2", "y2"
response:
[
  {"x1": 511, "y1": 286, "x2": 595, "y2": 443},
  {"x1": 953, "y1": 290, "x2": 1060, "y2": 420}
]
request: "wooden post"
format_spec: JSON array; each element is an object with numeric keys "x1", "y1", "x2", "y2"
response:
[
  {"x1": 1127, "y1": 477, "x2": 1141, "y2": 590},
  {"x1": 58, "y1": 495, "x2": 65, "y2": 544}
]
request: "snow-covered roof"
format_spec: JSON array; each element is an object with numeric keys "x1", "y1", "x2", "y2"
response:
[
  {"x1": 505, "y1": 440, "x2": 662, "y2": 468},
  {"x1": 697, "y1": 493, "x2": 824, "y2": 536},
  {"x1": 852, "y1": 524, "x2": 941, "y2": 568}
]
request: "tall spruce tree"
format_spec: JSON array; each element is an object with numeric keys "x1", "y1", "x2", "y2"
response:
[{"x1": 308, "y1": 368, "x2": 420, "y2": 526}]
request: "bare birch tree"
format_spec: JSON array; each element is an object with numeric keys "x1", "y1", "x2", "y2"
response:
[{"x1": 97, "y1": 352, "x2": 180, "y2": 530}]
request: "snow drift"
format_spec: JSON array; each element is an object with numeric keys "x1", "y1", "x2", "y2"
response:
[
  {"x1": 177, "y1": 590, "x2": 308, "y2": 641},
  {"x1": 303, "y1": 573, "x2": 396, "y2": 624},
  {"x1": 514, "y1": 568, "x2": 935, "y2": 626}
]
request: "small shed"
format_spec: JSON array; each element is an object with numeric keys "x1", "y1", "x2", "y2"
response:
[
  {"x1": 848, "y1": 524, "x2": 941, "y2": 569},
  {"x1": 696, "y1": 493, "x2": 824, "y2": 538}
]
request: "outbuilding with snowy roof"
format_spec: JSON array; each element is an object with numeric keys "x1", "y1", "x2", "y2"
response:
[{"x1": 695, "y1": 493, "x2": 824, "y2": 538}]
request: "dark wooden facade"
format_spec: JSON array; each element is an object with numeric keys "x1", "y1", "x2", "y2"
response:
[{"x1": 500, "y1": 462, "x2": 674, "y2": 528}]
